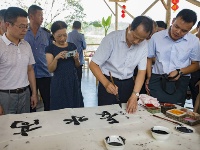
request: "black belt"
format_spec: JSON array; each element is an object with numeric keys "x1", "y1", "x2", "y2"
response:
[
  {"x1": 0, "y1": 86, "x2": 28, "y2": 94},
  {"x1": 104, "y1": 75, "x2": 132, "y2": 81}
]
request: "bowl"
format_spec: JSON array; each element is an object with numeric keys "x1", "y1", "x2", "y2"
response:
[
  {"x1": 151, "y1": 126, "x2": 170, "y2": 141},
  {"x1": 104, "y1": 135, "x2": 126, "y2": 150}
]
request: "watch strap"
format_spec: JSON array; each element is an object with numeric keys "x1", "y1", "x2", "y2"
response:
[{"x1": 132, "y1": 91, "x2": 139, "y2": 97}]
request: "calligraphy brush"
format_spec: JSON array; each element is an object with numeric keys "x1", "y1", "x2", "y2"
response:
[
  {"x1": 152, "y1": 114, "x2": 183, "y2": 126},
  {"x1": 109, "y1": 71, "x2": 122, "y2": 108}
]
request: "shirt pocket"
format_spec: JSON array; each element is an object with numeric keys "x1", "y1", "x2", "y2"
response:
[
  {"x1": 39, "y1": 43, "x2": 48, "y2": 54},
  {"x1": 177, "y1": 48, "x2": 190, "y2": 62}
]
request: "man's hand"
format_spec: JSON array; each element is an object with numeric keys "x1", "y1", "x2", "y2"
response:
[
  {"x1": 145, "y1": 78, "x2": 150, "y2": 95},
  {"x1": 105, "y1": 82, "x2": 118, "y2": 95},
  {"x1": 31, "y1": 94, "x2": 38, "y2": 109},
  {"x1": 168, "y1": 70, "x2": 180, "y2": 81},
  {"x1": 0, "y1": 105, "x2": 4, "y2": 115},
  {"x1": 126, "y1": 94, "x2": 138, "y2": 114}
]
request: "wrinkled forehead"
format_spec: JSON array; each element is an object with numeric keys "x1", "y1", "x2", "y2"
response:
[{"x1": 129, "y1": 25, "x2": 150, "y2": 39}]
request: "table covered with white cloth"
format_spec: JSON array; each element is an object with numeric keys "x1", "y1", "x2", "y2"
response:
[{"x1": 0, "y1": 104, "x2": 199, "y2": 150}]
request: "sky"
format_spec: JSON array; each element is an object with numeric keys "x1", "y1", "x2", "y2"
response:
[
  {"x1": 82, "y1": 0, "x2": 200, "y2": 28},
  {"x1": 0, "y1": 0, "x2": 199, "y2": 28}
]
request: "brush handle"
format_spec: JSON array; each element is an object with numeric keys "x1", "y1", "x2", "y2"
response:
[
  {"x1": 153, "y1": 114, "x2": 182, "y2": 126},
  {"x1": 109, "y1": 71, "x2": 115, "y2": 86}
]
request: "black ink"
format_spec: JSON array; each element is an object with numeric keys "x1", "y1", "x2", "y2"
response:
[
  {"x1": 96, "y1": 111, "x2": 119, "y2": 124},
  {"x1": 176, "y1": 127, "x2": 193, "y2": 133},
  {"x1": 63, "y1": 116, "x2": 88, "y2": 125},
  {"x1": 152, "y1": 130, "x2": 169, "y2": 134},
  {"x1": 108, "y1": 142, "x2": 123, "y2": 146},
  {"x1": 10, "y1": 120, "x2": 42, "y2": 136}
]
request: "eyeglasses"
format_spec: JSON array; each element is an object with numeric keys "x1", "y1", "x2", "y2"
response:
[
  {"x1": 11, "y1": 23, "x2": 29, "y2": 29},
  {"x1": 55, "y1": 34, "x2": 67, "y2": 38}
]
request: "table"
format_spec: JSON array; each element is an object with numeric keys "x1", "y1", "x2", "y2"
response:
[{"x1": 0, "y1": 104, "x2": 199, "y2": 150}]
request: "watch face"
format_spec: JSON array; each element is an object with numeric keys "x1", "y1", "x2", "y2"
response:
[{"x1": 136, "y1": 93, "x2": 139, "y2": 97}]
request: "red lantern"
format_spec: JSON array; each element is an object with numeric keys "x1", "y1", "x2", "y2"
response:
[
  {"x1": 122, "y1": 5, "x2": 126, "y2": 9},
  {"x1": 121, "y1": 5, "x2": 126, "y2": 18},
  {"x1": 171, "y1": 4, "x2": 179, "y2": 11},
  {"x1": 172, "y1": 0, "x2": 179, "y2": 5}
]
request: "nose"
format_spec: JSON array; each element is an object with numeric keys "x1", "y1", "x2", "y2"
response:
[
  {"x1": 176, "y1": 29, "x2": 181, "y2": 35},
  {"x1": 133, "y1": 39, "x2": 141, "y2": 45}
]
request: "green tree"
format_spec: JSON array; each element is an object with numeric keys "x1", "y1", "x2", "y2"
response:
[
  {"x1": 0, "y1": 0, "x2": 86, "y2": 28},
  {"x1": 90, "y1": 15, "x2": 112, "y2": 36}
]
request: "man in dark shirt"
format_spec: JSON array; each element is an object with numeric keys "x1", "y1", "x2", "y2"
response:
[
  {"x1": 24, "y1": 5, "x2": 52, "y2": 111},
  {"x1": 67, "y1": 21, "x2": 86, "y2": 87}
]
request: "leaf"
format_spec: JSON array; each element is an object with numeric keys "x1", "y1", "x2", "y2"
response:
[
  {"x1": 105, "y1": 15, "x2": 112, "y2": 26},
  {"x1": 102, "y1": 17, "x2": 106, "y2": 27},
  {"x1": 90, "y1": 21, "x2": 102, "y2": 27}
]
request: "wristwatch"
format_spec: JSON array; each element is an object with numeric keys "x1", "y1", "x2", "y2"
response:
[
  {"x1": 132, "y1": 91, "x2": 140, "y2": 97},
  {"x1": 176, "y1": 69, "x2": 183, "y2": 76}
]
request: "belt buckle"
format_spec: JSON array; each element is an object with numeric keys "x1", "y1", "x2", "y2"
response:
[{"x1": 16, "y1": 88, "x2": 20, "y2": 93}]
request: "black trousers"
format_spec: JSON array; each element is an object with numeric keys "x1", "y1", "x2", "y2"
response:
[
  {"x1": 189, "y1": 70, "x2": 200, "y2": 106},
  {"x1": 98, "y1": 75, "x2": 134, "y2": 106},
  {"x1": 30, "y1": 77, "x2": 51, "y2": 112}
]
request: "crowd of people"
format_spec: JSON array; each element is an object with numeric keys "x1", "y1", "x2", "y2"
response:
[{"x1": 0, "y1": 5, "x2": 199, "y2": 115}]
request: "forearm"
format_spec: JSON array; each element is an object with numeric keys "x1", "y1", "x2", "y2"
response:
[
  {"x1": 28, "y1": 66, "x2": 37, "y2": 96},
  {"x1": 89, "y1": 61, "x2": 110, "y2": 87},
  {"x1": 0, "y1": 105, "x2": 3, "y2": 115},
  {"x1": 179, "y1": 61, "x2": 199, "y2": 75},
  {"x1": 74, "y1": 58, "x2": 80, "y2": 67},
  {"x1": 48, "y1": 58, "x2": 58, "y2": 73},
  {"x1": 147, "y1": 58, "x2": 153, "y2": 79},
  {"x1": 194, "y1": 94, "x2": 200, "y2": 113},
  {"x1": 132, "y1": 70, "x2": 146, "y2": 94}
]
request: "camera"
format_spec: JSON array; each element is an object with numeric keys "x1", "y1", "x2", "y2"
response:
[{"x1": 65, "y1": 50, "x2": 77, "y2": 58}]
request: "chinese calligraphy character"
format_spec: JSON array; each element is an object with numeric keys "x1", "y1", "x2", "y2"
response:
[
  {"x1": 96, "y1": 111, "x2": 119, "y2": 124},
  {"x1": 63, "y1": 116, "x2": 88, "y2": 125},
  {"x1": 10, "y1": 119, "x2": 42, "y2": 136}
]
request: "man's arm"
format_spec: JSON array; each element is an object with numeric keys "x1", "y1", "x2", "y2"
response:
[
  {"x1": 89, "y1": 61, "x2": 117, "y2": 95},
  {"x1": 127, "y1": 70, "x2": 146, "y2": 114},
  {"x1": 81, "y1": 34, "x2": 86, "y2": 50},
  {"x1": 145, "y1": 58, "x2": 153, "y2": 94},
  {"x1": 27, "y1": 65, "x2": 38, "y2": 109},
  {"x1": 0, "y1": 105, "x2": 4, "y2": 115},
  {"x1": 168, "y1": 61, "x2": 199, "y2": 80}
]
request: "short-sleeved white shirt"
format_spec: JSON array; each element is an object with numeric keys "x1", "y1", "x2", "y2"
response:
[
  {"x1": 92, "y1": 29, "x2": 148, "y2": 80},
  {"x1": 0, "y1": 34, "x2": 35, "y2": 89}
]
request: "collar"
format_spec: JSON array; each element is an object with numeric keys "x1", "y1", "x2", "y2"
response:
[
  {"x1": 164, "y1": 27, "x2": 188, "y2": 41},
  {"x1": 2, "y1": 33, "x2": 24, "y2": 46}
]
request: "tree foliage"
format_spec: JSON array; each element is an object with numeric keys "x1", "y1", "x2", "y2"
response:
[
  {"x1": 90, "y1": 15, "x2": 112, "y2": 36},
  {"x1": 0, "y1": 0, "x2": 86, "y2": 28}
]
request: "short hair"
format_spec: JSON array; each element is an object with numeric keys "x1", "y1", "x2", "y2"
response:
[
  {"x1": 153, "y1": 20, "x2": 158, "y2": 28},
  {"x1": 0, "y1": 9, "x2": 7, "y2": 21},
  {"x1": 197, "y1": 21, "x2": 200, "y2": 28},
  {"x1": 176, "y1": 9, "x2": 197, "y2": 25},
  {"x1": 156, "y1": 21, "x2": 167, "y2": 29},
  {"x1": 4, "y1": 7, "x2": 28, "y2": 24},
  {"x1": 130, "y1": 16, "x2": 153, "y2": 37},
  {"x1": 28, "y1": 5, "x2": 43, "y2": 16},
  {"x1": 51, "y1": 21, "x2": 68, "y2": 34},
  {"x1": 73, "y1": 21, "x2": 81, "y2": 29}
]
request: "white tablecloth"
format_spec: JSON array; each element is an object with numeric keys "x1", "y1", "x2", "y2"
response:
[{"x1": 0, "y1": 104, "x2": 199, "y2": 150}]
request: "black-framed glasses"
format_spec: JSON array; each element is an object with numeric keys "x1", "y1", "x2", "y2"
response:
[{"x1": 10, "y1": 23, "x2": 29, "y2": 29}]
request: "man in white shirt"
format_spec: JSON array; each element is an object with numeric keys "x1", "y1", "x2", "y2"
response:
[
  {"x1": 0, "y1": 7, "x2": 37, "y2": 114},
  {"x1": 90, "y1": 16, "x2": 153, "y2": 114}
]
